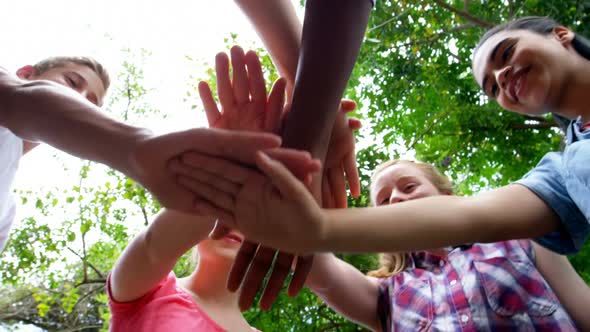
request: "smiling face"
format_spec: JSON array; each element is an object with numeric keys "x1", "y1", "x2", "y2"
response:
[
  {"x1": 371, "y1": 162, "x2": 445, "y2": 207},
  {"x1": 473, "y1": 27, "x2": 575, "y2": 115}
]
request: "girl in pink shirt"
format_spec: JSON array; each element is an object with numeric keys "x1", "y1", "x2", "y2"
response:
[
  {"x1": 108, "y1": 46, "x2": 319, "y2": 331},
  {"x1": 108, "y1": 210, "x2": 259, "y2": 332}
]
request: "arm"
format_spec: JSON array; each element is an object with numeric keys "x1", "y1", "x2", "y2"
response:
[
  {"x1": 233, "y1": 0, "x2": 301, "y2": 92},
  {"x1": 320, "y1": 185, "x2": 560, "y2": 253},
  {"x1": 214, "y1": 155, "x2": 561, "y2": 255},
  {"x1": 0, "y1": 66, "x2": 148, "y2": 175},
  {"x1": 0, "y1": 66, "x2": 286, "y2": 215},
  {"x1": 532, "y1": 242, "x2": 590, "y2": 331},
  {"x1": 110, "y1": 210, "x2": 215, "y2": 302},
  {"x1": 306, "y1": 253, "x2": 381, "y2": 331}
]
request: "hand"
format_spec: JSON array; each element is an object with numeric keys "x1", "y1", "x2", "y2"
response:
[
  {"x1": 198, "y1": 151, "x2": 325, "y2": 253},
  {"x1": 198, "y1": 46, "x2": 288, "y2": 237},
  {"x1": 322, "y1": 100, "x2": 361, "y2": 208},
  {"x1": 200, "y1": 46, "x2": 285, "y2": 134},
  {"x1": 130, "y1": 128, "x2": 282, "y2": 215}
]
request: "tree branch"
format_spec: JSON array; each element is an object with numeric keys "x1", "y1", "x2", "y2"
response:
[
  {"x1": 369, "y1": 8, "x2": 411, "y2": 32},
  {"x1": 431, "y1": 0, "x2": 495, "y2": 28},
  {"x1": 67, "y1": 246, "x2": 104, "y2": 279}
]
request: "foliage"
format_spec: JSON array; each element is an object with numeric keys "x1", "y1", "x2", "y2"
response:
[{"x1": 2, "y1": 1, "x2": 590, "y2": 331}]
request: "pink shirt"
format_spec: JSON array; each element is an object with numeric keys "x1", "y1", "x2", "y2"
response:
[{"x1": 108, "y1": 272, "x2": 260, "y2": 332}]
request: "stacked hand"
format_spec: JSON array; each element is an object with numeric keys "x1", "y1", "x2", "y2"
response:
[{"x1": 172, "y1": 46, "x2": 361, "y2": 311}]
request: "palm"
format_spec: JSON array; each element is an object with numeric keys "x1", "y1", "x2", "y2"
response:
[
  {"x1": 199, "y1": 46, "x2": 285, "y2": 134},
  {"x1": 210, "y1": 101, "x2": 266, "y2": 132}
]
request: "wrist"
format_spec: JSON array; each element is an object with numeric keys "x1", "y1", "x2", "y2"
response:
[
  {"x1": 314, "y1": 209, "x2": 332, "y2": 252},
  {"x1": 120, "y1": 127, "x2": 155, "y2": 180}
]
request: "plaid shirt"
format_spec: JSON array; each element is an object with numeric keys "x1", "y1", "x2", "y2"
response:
[{"x1": 377, "y1": 240, "x2": 578, "y2": 332}]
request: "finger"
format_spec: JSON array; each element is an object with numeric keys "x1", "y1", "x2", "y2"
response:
[
  {"x1": 238, "y1": 246, "x2": 276, "y2": 311},
  {"x1": 288, "y1": 255, "x2": 314, "y2": 297},
  {"x1": 328, "y1": 166, "x2": 347, "y2": 208},
  {"x1": 198, "y1": 81, "x2": 221, "y2": 127},
  {"x1": 322, "y1": 174, "x2": 334, "y2": 209},
  {"x1": 169, "y1": 157, "x2": 242, "y2": 195},
  {"x1": 177, "y1": 175, "x2": 235, "y2": 212},
  {"x1": 175, "y1": 128, "x2": 281, "y2": 165},
  {"x1": 244, "y1": 50, "x2": 267, "y2": 104},
  {"x1": 215, "y1": 52, "x2": 234, "y2": 110},
  {"x1": 256, "y1": 152, "x2": 317, "y2": 199},
  {"x1": 264, "y1": 148, "x2": 321, "y2": 180},
  {"x1": 279, "y1": 103, "x2": 291, "y2": 135},
  {"x1": 343, "y1": 152, "x2": 361, "y2": 198},
  {"x1": 259, "y1": 252, "x2": 294, "y2": 310},
  {"x1": 227, "y1": 241, "x2": 259, "y2": 292},
  {"x1": 209, "y1": 220, "x2": 231, "y2": 240},
  {"x1": 180, "y1": 151, "x2": 257, "y2": 184},
  {"x1": 339, "y1": 99, "x2": 357, "y2": 113},
  {"x1": 230, "y1": 46, "x2": 249, "y2": 105},
  {"x1": 348, "y1": 117, "x2": 362, "y2": 130},
  {"x1": 192, "y1": 199, "x2": 236, "y2": 224},
  {"x1": 265, "y1": 78, "x2": 286, "y2": 133}
]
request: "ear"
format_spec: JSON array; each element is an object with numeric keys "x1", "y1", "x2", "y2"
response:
[
  {"x1": 16, "y1": 65, "x2": 38, "y2": 80},
  {"x1": 553, "y1": 26, "x2": 575, "y2": 47}
]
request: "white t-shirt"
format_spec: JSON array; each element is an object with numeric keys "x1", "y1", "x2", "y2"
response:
[{"x1": 0, "y1": 126, "x2": 22, "y2": 252}]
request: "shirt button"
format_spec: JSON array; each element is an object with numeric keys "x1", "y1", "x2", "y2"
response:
[
  {"x1": 450, "y1": 279, "x2": 457, "y2": 286},
  {"x1": 461, "y1": 315, "x2": 469, "y2": 323}
]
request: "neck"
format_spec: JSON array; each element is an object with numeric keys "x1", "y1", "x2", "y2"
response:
[
  {"x1": 182, "y1": 258, "x2": 240, "y2": 308},
  {"x1": 553, "y1": 54, "x2": 590, "y2": 123}
]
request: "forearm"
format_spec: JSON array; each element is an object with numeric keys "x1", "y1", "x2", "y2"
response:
[
  {"x1": 110, "y1": 210, "x2": 215, "y2": 302},
  {"x1": 0, "y1": 75, "x2": 150, "y2": 176},
  {"x1": 282, "y1": 0, "x2": 371, "y2": 160},
  {"x1": 533, "y1": 242, "x2": 590, "y2": 331},
  {"x1": 318, "y1": 185, "x2": 560, "y2": 253},
  {"x1": 234, "y1": 0, "x2": 301, "y2": 84},
  {"x1": 279, "y1": 0, "x2": 371, "y2": 199},
  {"x1": 306, "y1": 253, "x2": 380, "y2": 330}
]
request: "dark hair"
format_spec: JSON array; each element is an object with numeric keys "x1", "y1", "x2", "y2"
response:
[
  {"x1": 476, "y1": 16, "x2": 590, "y2": 131},
  {"x1": 476, "y1": 16, "x2": 590, "y2": 63}
]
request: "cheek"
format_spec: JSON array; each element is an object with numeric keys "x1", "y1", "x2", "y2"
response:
[{"x1": 496, "y1": 95, "x2": 520, "y2": 113}]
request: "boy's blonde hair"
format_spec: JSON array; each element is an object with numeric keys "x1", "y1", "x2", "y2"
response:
[
  {"x1": 32, "y1": 56, "x2": 110, "y2": 91},
  {"x1": 367, "y1": 159, "x2": 453, "y2": 278}
]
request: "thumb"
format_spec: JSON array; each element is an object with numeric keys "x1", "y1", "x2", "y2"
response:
[{"x1": 255, "y1": 151, "x2": 310, "y2": 200}]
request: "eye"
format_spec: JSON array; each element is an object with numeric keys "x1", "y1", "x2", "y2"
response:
[
  {"x1": 502, "y1": 43, "x2": 515, "y2": 63},
  {"x1": 404, "y1": 183, "x2": 417, "y2": 193},
  {"x1": 65, "y1": 76, "x2": 76, "y2": 87}
]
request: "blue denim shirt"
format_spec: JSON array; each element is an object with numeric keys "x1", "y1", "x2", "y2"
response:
[{"x1": 516, "y1": 117, "x2": 590, "y2": 254}]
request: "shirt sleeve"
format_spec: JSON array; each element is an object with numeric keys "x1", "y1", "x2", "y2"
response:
[
  {"x1": 107, "y1": 272, "x2": 175, "y2": 314},
  {"x1": 515, "y1": 151, "x2": 589, "y2": 255}
]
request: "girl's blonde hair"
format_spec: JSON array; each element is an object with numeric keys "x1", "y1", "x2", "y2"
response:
[{"x1": 366, "y1": 159, "x2": 453, "y2": 278}]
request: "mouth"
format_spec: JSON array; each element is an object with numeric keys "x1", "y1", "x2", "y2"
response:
[
  {"x1": 507, "y1": 66, "x2": 531, "y2": 103},
  {"x1": 223, "y1": 233, "x2": 243, "y2": 244}
]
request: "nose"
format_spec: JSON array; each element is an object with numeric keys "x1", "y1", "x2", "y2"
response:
[
  {"x1": 389, "y1": 189, "x2": 406, "y2": 205},
  {"x1": 493, "y1": 65, "x2": 511, "y2": 90}
]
